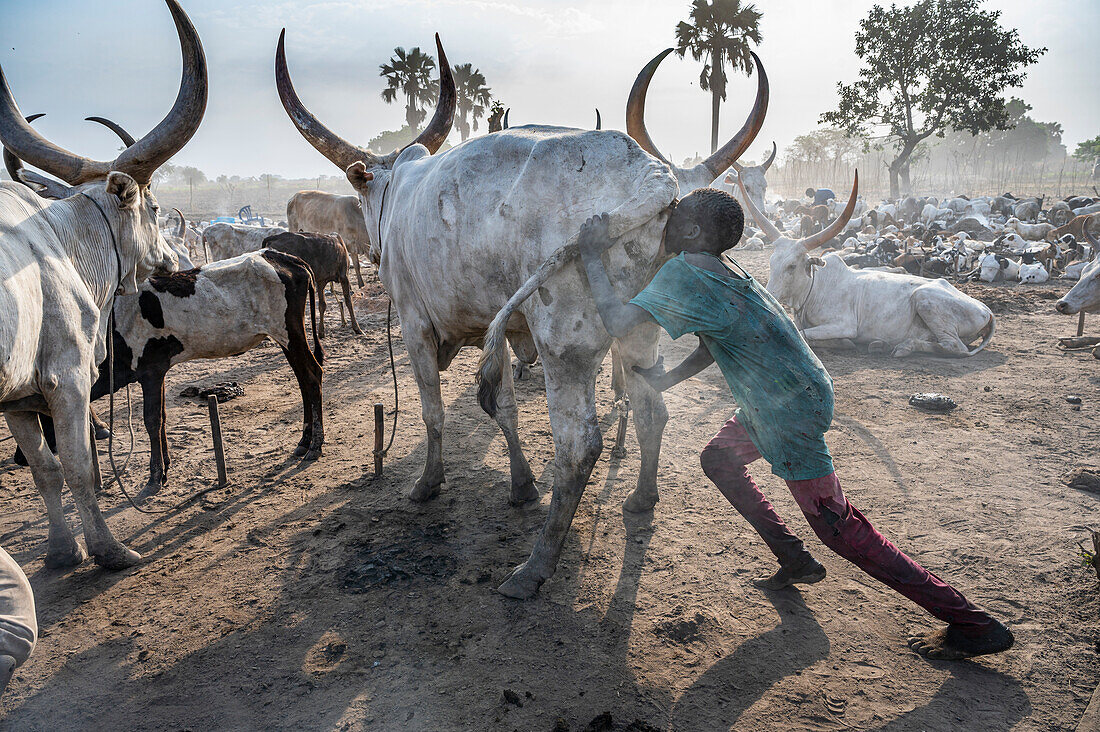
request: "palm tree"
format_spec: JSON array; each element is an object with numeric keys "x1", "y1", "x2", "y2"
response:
[
  {"x1": 380, "y1": 47, "x2": 438, "y2": 131},
  {"x1": 674, "y1": 0, "x2": 762, "y2": 154},
  {"x1": 452, "y1": 63, "x2": 493, "y2": 141}
]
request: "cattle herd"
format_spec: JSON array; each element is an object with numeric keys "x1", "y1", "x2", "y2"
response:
[{"x1": 0, "y1": 0, "x2": 1095, "y2": 707}]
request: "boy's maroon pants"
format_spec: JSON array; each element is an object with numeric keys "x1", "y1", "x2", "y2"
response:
[{"x1": 701, "y1": 416, "x2": 992, "y2": 633}]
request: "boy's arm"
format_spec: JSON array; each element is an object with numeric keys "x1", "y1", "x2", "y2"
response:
[
  {"x1": 578, "y1": 213, "x2": 654, "y2": 338},
  {"x1": 632, "y1": 338, "x2": 714, "y2": 392}
]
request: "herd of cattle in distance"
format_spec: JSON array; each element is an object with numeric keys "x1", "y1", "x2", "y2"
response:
[{"x1": 0, "y1": 0, "x2": 1096, "y2": 693}]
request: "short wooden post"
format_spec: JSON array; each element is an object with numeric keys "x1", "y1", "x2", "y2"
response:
[
  {"x1": 207, "y1": 395, "x2": 228, "y2": 487},
  {"x1": 373, "y1": 402, "x2": 384, "y2": 476},
  {"x1": 1078, "y1": 312, "x2": 1086, "y2": 337}
]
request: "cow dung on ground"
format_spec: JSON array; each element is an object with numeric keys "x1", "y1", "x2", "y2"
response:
[
  {"x1": 179, "y1": 381, "x2": 245, "y2": 403},
  {"x1": 1064, "y1": 467, "x2": 1100, "y2": 494}
]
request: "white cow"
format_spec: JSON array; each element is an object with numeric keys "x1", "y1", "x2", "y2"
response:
[
  {"x1": 714, "y1": 140, "x2": 776, "y2": 216},
  {"x1": 1005, "y1": 217, "x2": 1054, "y2": 241},
  {"x1": 202, "y1": 222, "x2": 287, "y2": 262},
  {"x1": 1018, "y1": 262, "x2": 1049, "y2": 283},
  {"x1": 0, "y1": 546, "x2": 35, "y2": 697},
  {"x1": 0, "y1": 0, "x2": 201, "y2": 568},
  {"x1": 979, "y1": 253, "x2": 1021, "y2": 282},
  {"x1": 736, "y1": 172, "x2": 995, "y2": 357},
  {"x1": 1056, "y1": 227, "x2": 1100, "y2": 314},
  {"x1": 278, "y1": 33, "x2": 768, "y2": 598},
  {"x1": 286, "y1": 190, "x2": 370, "y2": 285}
]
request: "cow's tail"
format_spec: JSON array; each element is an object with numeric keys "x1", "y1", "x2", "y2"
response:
[
  {"x1": 476, "y1": 240, "x2": 577, "y2": 417},
  {"x1": 201, "y1": 230, "x2": 212, "y2": 264},
  {"x1": 307, "y1": 270, "x2": 324, "y2": 366},
  {"x1": 965, "y1": 312, "x2": 995, "y2": 356},
  {"x1": 476, "y1": 161, "x2": 678, "y2": 417}
]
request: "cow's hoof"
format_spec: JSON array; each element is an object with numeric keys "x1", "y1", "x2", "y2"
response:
[
  {"x1": 868, "y1": 340, "x2": 889, "y2": 355},
  {"x1": 512, "y1": 362, "x2": 530, "y2": 381},
  {"x1": 508, "y1": 480, "x2": 539, "y2": 506},
  {"x1": 497, "y1": 563, "x2": 542, "y2": 599},
  {"x1": 302, "y1": 448, "x2": 322, "y2": 461},
  {"x1": 351, "y1": 324, "x2": 364, "y2": 335},
  {"x1": 94, "y1": 425, "x2": 112, "y2": 441},
  {"x1": 623, "y1": 488, "x2": 658, "y2": 514},
  {"x1": 92, "y1": 543, "x2": 142, "y2": 570},
  {"x1": 409, "y1": 479, "x2": 442, "y2": 502},
  {"x1": 44, "y1": 541, "x2": 87, "y2": 569}
]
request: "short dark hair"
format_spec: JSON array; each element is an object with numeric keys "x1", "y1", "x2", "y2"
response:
[{"x1": 678, "y1": 187, "x2": 745, "y2": 249}]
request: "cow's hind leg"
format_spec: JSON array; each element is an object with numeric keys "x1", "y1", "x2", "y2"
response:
[
  {"x1": 47, "y1": 376, "x2": 139, "y2": 568},
  {"x1": 339, "y1": 272, "x2": 363, "y2": 335},
  {"x1": 614, "y1": 324, "x2": 668, "y2": 513},
  {"x1": 352, "y1": 251, "x2": 365, "y2": 288},
  {"x1": 5, "y1": 413, "x2": 86, "y2": 567},
  {"x1": 404, "y1": 320, "x2": 446, "y2": 501},
  {"x1": 498, "y1": 354, "x2": 601, "y2": 599},
  {"x1": 488, "y1": 352, "x2": 537, "y2": 505}
]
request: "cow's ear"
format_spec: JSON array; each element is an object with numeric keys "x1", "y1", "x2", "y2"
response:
[
  {"x1": 106, "y1": 172, "x2": 140, "y2": 209},
  {"x1": 346, "y1": 162, "x2": 374, "y2": 191}
]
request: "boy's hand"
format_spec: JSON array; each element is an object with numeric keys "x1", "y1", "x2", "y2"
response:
[
  {"x1": 632, "y1": 356, "x2": 667, "y2": 392},
  {"x1": 578, "y1": 213, "x2": 612, "y2": 259}
]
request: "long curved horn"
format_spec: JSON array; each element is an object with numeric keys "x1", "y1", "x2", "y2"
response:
[
  {"x1": 405, "y1": 34, "x2": 454, "y2": 154},
  {"x1": 0, "y1": 0, "x2": 206, "y2": 185},
  {"x1": 276, "y1": 28, "x2": 372, "y2": 172},
  {"x1": 802, "y1": 170, "x2": 859, "y2": 251},
  {"x1": 733, "y1": 170, "x2": 780, "y2": 243},
  {"x1": 3, "y1": 112, "x2": 43, "y2": 182},
  {"x1": 172, "y1": 207, "x2": 187, "y2": 238},
  {"x1": 595, "y1": 108, "x2": 601, "y2": 131},
  {"x1": 85, "y1": 116, "x2": 137, "y2": 147},
  {"x1": 503, "y1": 108, "x2": 510, "y2": 130},
  {"x1": 625, "y1": 48, "x2": 673, "y2": 164},
  {"x1": 702, "y1": 52, "x2": 769, "y2": 178},
  {"x1": 761, "y1": 140, "x2": 777, "y2": 172}
]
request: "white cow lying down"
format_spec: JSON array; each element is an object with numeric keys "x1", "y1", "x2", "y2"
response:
[
  {"x1": 0, "y1": 546, "x2": 35, "y2": 696},
  {"x1": 737, "y1": 171, "x2": 995, "y2": 357}
]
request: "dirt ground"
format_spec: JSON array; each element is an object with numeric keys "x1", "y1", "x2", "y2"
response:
[{"x1": 0, "y1": 250, "x2": 1097, "y2": 731}]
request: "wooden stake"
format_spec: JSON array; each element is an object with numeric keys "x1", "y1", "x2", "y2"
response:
[
  {"x1": 1078, "y1": 311, "x2": 1086, "y2": 338},
  {"x1": 207, "y1": 395, "x2": 227, "y2": 488},
  {"x1": 373, "y1": 402, "x2": 384, "y2": 476}
]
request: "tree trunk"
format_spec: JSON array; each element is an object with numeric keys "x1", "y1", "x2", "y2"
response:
[
  {"x1": 888, "y1": 138, "x2": 919, "y2": 199},
  {"x1": 710, "y1": 87, "x2": 721, "y2": 155}
]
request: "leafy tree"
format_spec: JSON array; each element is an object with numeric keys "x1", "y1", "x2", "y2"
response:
[
  {"x1": 380, "y1": 46, "x2": 438, "y2": 131},
  {"x1": 367, "y1": 125, "x2": 451, "y2": 155},
  {"x1": 452, "y1": 63, "x2": 493, "y2": 141},
  {"x1": 1074, "y1": 135, "x2": 1100, "y2": 162},
  {"x1": 674, "y1": 0, "x2": 762, "y2": 154},
  {"x1": 821, "y1": 0, "x2": 1044, "y2": 197}
]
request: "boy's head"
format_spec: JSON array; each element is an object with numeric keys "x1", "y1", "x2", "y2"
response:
[
  {"x1": 664, "y1": 187, "x2": 745, "y2": 256},
  {"x1": 805, "y1": 187, "x2": 816, "y2": 199}
]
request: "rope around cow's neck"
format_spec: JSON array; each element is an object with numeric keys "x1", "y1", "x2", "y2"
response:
[
  {"x1": 375, "y1": 178, "x2": 399, "y2": 464},
  {"x1": 793, "y1": 263, "x2": 817, "y2": 327}
]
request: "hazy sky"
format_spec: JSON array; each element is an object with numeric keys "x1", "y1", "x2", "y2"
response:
[{"x1": 3, "y1": 0, "x2": 1097, "y2": 179}]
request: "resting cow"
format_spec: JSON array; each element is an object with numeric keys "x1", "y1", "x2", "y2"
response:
[
  {"x1": 736, "y1": 172, "x2": 995, "y2": 357},
  {"x1": 1056, "y1": 225, "x2": 1100, "y2": 315}
]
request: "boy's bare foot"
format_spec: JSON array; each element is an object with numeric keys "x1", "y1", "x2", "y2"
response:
[
  {"x1": 907, "y1": 618, "x2": 1014, "y2": 660},
  {"x1": 751, "y1": 556, "x2": 826, "y2": 590}
]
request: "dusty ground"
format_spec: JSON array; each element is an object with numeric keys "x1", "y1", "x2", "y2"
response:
[{"x1": 0, "y1": 250, "x2": 1097, "y2": 731}]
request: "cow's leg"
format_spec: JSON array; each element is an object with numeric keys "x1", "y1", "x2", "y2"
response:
[
  {"x1": 912, "y1": 294, "x2": 977, "y2": 356},
  {"x1": 488, "y1": 351, "x2": 538, "y2": 505},
  {"x1": 282, "y1": 331, "x2": 324, "y2": 460},
  {"x1": 5, "y1": 413, "x2": 86, "y2": 567},
  {"x1": 137, "y1": 373, "x2": 169, "y2": 500},
  {"x1": 316, "y1": 281, "x2": 328, "y2": 339},
  {"x1": 404, "y1": 321, "x2": 446, "y2": 501},
  {"x1": 800, "y1": 323, "x2": 859, "y2": 343},
  {"x1": 46, "y1": 376, "x2": 139, "y2": 568},
  {"x1": 614, "y1": 324, "x2": 668, "y2": 513},
  {"x1": 352, "y1": 251, "x2": 365, "y2": 288},
  {"x1": 340, "y1": 272, "x2": 363, "y2": 335},
  {"x1": 498, "y1": 355, "x2": 602, "y2": 599},
  {"x1": 609, "y1": 343, "x2": 630, "y2": 458}
]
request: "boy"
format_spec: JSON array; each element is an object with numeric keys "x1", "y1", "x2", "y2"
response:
[{"x1": 576, "y1": 188, "x2": 1013, "y2": 660}]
